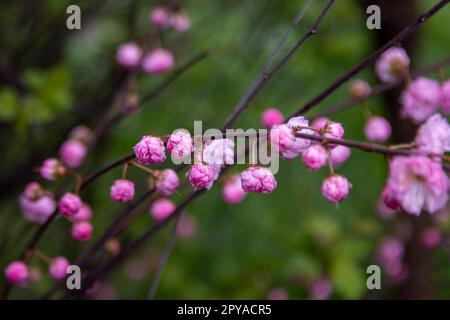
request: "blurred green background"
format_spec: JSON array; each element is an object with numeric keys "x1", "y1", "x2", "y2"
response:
[{"x1": 0, "y1": 0, "x2": 449, "y2": 299}]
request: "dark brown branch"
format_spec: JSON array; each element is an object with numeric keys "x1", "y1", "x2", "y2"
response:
[
  {"x1": 290, "y1": 0, "x2": 450, "y2": 117},
  {"x1": 315, "y1": 56, "x2": 450, "y2": 118},
  {"x1": 222, "y1": 0, "x2": 335, "y2": 130}
]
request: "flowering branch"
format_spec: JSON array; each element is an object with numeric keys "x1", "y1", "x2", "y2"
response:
[{"x1": 290, "y1": 0, "x2": 450, "y2": 117}]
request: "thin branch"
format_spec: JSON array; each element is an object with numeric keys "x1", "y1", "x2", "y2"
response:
[
  {"x1": 290, "y1": 0, "x2": 450, "y2": 117},
  {"x1": 222, "y1": 0, "x2": 335, "y2": 130},
  {"x1": 147, "y1": 212, "x2": 183, "y2": 300},
  {"x1": 315, "y1": 56, "x2": 450, "y2": 118}
]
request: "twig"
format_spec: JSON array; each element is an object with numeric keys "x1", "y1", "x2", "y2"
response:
[
  {"x1": 290, "y1": 0, "x2": 450, "y2": 117},
  {"x1": 147, "y1": 212, "x2": 183, "y2": 300},
  {"x1": 222, "y1": 0, "x2": 335, "y2": 130},
  {"x1": 315, "y1": 56, "x2": 450, "y2": 118}
]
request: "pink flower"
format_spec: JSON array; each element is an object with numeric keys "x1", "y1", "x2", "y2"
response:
[
  {"x1": 134, "y1": 135, "x2": 166, "y2": 164},
  {"x1": 19, "y1": 183, "x2": 56, "y2": 224},
  {"x1": 267, "y1": 288, "x2": 288, "y2": 300},
  {"x1": 312, "y1": 117, "x2": 329, "y2": 130},
  {"x1": 441, "y1": 80, "x2": 450, "y2": 114},
  {"x1": 150, "y1": 7, "x2": 170, "y2": 28},
  {"x1": 321, "y1": 175, "x2": 351, "y2": 203},
  {"x1": 302, "y1": 144, "x2": 327, "y2": 171},
  {"x1": 5, "y1": 261, "x2": 29, "y2": 285},
  {"x1": 167, "y1": 130, "x2": 193, "y2": 158},
  {"x1": 375, "y1": 47, "x2": 410, "y2": 83},
  {"x1": 240, "y1": 166, "x2": 277, "y2": 194},
  {"x1": 155, "y1": 169, "x2": 179, "y2": 196},
  {"x1": 415, "y1": 113, "x2": 450, "y2": 156},
  {"x1": 187, "y1": 163, "x2": 214, "y2": 190},
  {"x1": 110, "y1": 179, "x2": 135, "y2": 202},
  {"x1": 401, "y1": 77, "x2": 441, "y2": 124},
  {"x1": 271, "y1": 123, "x2": 308, "y2": 159},
  {"x1": 150, "y1": 198, "x2": 176, "y2": 222},
  {"x1": 59, "y1": 139, "x2": 87, "y2": 169},
  {"x1": 322, "y1": 121, "x2": 344, "y2": 141},
  {"x1": 49, "y1": 257, "x2": 70, "y2": 280},
  {"x1": 364, "y1": 116, "x2": 391, "y2": 142},
  {"x1": 71, "y1": 203, "x2": 92, "y2": 222},
  {"x1": 421, "y1": 227, "x2": 442, "y2": 248},
  {"x1": 170, "y1": 12, "x2": 191, "y2": 32},
  {"x1": 39, "y1": 158, "x2": 65, "y2": 181},
  {"x1": 116, "y1": 42, "x2": 142, "y2": 69},
  {"x1": 261, "y1": 108, "x2": 284, "y2": 129},
  {"x1": 387, "y1": 156, "x2": 449, "y2": 215},
  {"x1": 176, "y1": 215, "x2": 198, "y2": 238},
  {"x1": 71, "y1": 221, "x2": 93, "y2": 241},
  {"x1": 377, "y1": 237, "x2": 405, "y2": 279},
  {"x1": 349, "y1": 79, "x2": 371, "y2": 99},
  {"x1": 59, "y1": 192, "x2": 82, "y2": 217},
  {"x1": 310, "y1": 278, "x2": 333, "y2": 300},
  {"x1": 202, "y1": 138, "x2": 235, "y2": 166},
  {"x1": 222, "y1": 175, "x2": 246, "y2": 204},
  {"x1": 381, "y1": 184, "x2": 400, "y2": 210},
  {"x1": 330, "y1": 145, "x2": 351, "y2": 167},
  {"x1": 142, "y1": 49, "x2": 174, "y2": 75},
  {"x1": 69, "y1": 125, "x2": 93, "y2": 145}
]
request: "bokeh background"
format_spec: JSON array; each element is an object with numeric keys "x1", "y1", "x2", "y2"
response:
[{"x1": 1, "y1": 0, "x2": 449, "y2": 299}]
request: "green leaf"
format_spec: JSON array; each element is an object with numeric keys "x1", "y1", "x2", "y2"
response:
[{"x1": 0, "y1": 89, "x2": 19, "y2": 120}]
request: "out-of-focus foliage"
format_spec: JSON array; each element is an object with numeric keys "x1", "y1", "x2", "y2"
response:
[{"x1": 0, "y1": 0, "x2": 449, "y2": 299}]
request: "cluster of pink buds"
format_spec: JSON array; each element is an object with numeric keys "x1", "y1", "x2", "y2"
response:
[
  {"x1": 150, "y1": 7, "x2": 191, "y2": 32},
  {"x1": 59, "y1": 192, "x2": 94, "y2": 241},
  {"x1": 116, "y1": 44, "x2": 174, "y2": 75}
]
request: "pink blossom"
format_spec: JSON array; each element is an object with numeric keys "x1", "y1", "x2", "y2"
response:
[
  {"x1": 302, "y1": 144, "x2": 327, "y2": 171},
  {"x1": 401, "y1": 77, "x2": 441, "y2": 124},
  {"x1": 330, "y1": 145, "x2": 351, "y2": 167},
  {"x1": 167, "y1": 130, "x2": 193, "y2": 158},
  {"x1": 150, "y1": 198, "x2": 176, "y2": 222},
  {"x1": 387, "y1": 156, "x2": 449, "y2": 215},
  {"x1": 142, "y1": 49, "x2": 174, "y2": 75},
  {"x1": 155, "y1": 169, "x2": 179, "y2": 196},
  {"x1": 364, "y1": 116, "x2": 392, "y2": 142},
  {"x1": 240, "y1": 166, "x2": 277, "y2": 194},
  {"x1": 261, "y1": 108, "x2": 284, "y2": 129},
  {"x1": 267, "y1": 288, "x2": 288, "y2": 300},
  {"x1": 71, "y1": 203, "x2": 92, "y2": 222},
  {"x1": 49, "y1": 257, "x2": 70, "y2": 280},
  {"x1": 441, "y1": 80, "x2": 450, "y2": 113},
  {"x1": 110, "y1": 179, "x2": 135, "y2": 202},
  {"x1": 271, "y1": 124, "x2": 307, "y2": 159},
  {"x1": 59, "y1": 192, "x2": 82, "y2": 217},
  {"x1": 349, "y1": 79, "x2": 371, "y2": 99},
  {"x1": 312, "y1": 117, "x2": 329, "y2": 130},
  {"x1": 421, "y1": 227, "x2": 442, "y2": 248},
  {"x1": 116, "y1": 42, "x2": 142, "y2": 69},
  {"x1": 39, "y1": 158, "x2": 65, "y2": 181},
  {"x1": 222, "y1": 175, "x2": 246, "y2": 204},
  {"x1": 59, "y1": 139, "x2": 87, "y2": 169},
  {"x1": 375, "y1": 47, "x2": 410, "y2": 83},
  {"x1": 322, "y1": 121, "x2": 344, "y2": 143},
  {"x1": 321, "y1": 175, "x2": 351, "y2": 203},
  {"x1": 71, "y1": 221, "x2": 93, "y2": 241},
  {"x1": 202, "y1": 138, "x2": 235, "y2": 166},
  {"x1": 19, "y1": 183, "x2": 56, "y2": 224},
  {"x1": 176, "y1": 215, "x2": 198, "y2": 238},
  {"x1": 381, "y1": 184, "x2": 400, "y2": 210},
  {"x1": 415, "y1": 113, "x2": 450, "y2": 156},
  {"x1": 134, "y1": 135, "x2": 166, "y2": 164},
  {"x1": 377, "y1": 237, "x2": 404, "y2": 264},
  {"x1": 187, "y1": 163, "x2": 215, "y2": 190},
  {"x1": 170, "y1": 12, "x2": 191, "y2": 32},
  {"x1": 5, "y1": 261, "x2": 29, "y2": 285},
  {"x1": 310, "y1": 278, "x2": 333, "y2": 300},
  {"x1": 150, "y1": 7, "x2": 170, "y2": 28}
]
